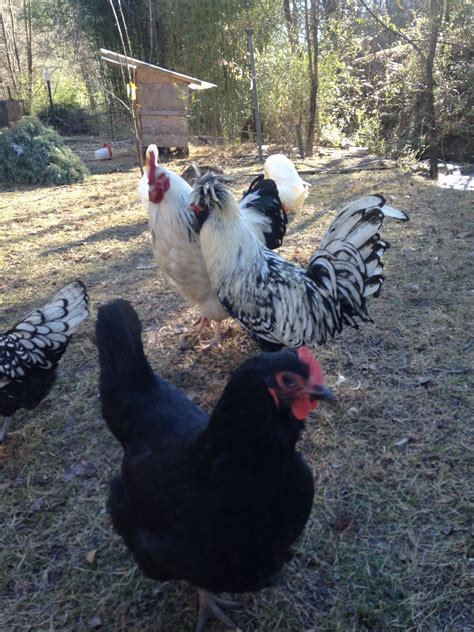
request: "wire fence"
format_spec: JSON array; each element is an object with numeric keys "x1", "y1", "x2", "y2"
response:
[{"x1": 41, "y1": 106, "x2": 134, "y2": 142}]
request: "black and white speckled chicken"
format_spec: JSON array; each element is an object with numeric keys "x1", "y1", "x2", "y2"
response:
[
  {"x1": 191, "y1": 173, "x2": 409, "y2": 350},
  {"x1": 0, "y1": 281, "x2": 89, "y2": 443},
  {"x1": 138, "y1": 145, "x2": 287, "y2": 346}
]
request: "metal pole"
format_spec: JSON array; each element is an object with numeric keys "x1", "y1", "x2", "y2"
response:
[
  {"x1": 245, "y1": 27, "x2": 263, "y2": 162},
  {"x1": 44, "y1": 67, "x2": 53, "y2": 113},
  {"x1": 46, "y1": 81, "x2": 53, "y2": 110},
  {"x1": 295, "y1": 123, "x2": 305, "y2": 159},
  {"x1": 108, "y1": 98, "x2": 115, "y2": 142}
]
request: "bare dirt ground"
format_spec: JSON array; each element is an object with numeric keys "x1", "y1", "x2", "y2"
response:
[{"x1": 0, "y1": 143, "x2": 472, "y2": 632}]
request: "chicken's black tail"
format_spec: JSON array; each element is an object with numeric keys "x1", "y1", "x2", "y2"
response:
[
  {"x1": 240, "y1": 174, "x2": 288, "y2": 249},
  {"x1": 96, "y1": 299, "x2": 156, "y2": 444}
]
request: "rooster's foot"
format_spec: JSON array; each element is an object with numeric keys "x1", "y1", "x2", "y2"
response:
[
  {"x1": 203, "y1": 322, "x2": 222, "y2": 349},
  {"x1": 0, "y1": 417, "x2": 12, "y2": 444},
  {"x1": 193, "y1": 316, "x2": 211, "y2": 335},
  {"x1": 195, "y1": 589, "x2": 241, "y2": 632}
]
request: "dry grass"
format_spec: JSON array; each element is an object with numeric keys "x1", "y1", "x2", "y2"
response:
[{"x1": 0, "y1": 144, "x2": 472, "y2": 632}]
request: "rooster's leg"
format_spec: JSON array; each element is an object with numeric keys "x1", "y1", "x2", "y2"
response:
[
  {"x1": 195, "y1": 589, "x2": 241, "y2": 632},
  {"x1": 0, "y1": 417, "x2": 12, "y2": 444},
  {"x1": 193, "y1": 316, "x2": 211, "y2": 335},
  {"x1": 205, "y1": 321, "x2": 222, "y2": 348}
]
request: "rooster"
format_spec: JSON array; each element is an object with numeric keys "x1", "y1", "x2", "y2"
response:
[
  {"x1": 138, "y1": 145, "x2": 287, "y2": 346},
  {"x1": 0, "y1": 280, "x2": 89, "y2": 443},
  {"x1": 97, "y1": 299, "x2": 334, "y2": 631},
  {"x1": 191, "y1": 173, "x2": 409, "y2": 351},
  {"x1": 264, "y1": 153, "x2": 311, "y2": 212}
]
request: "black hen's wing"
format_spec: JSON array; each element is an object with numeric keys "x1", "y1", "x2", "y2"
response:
[
  {"x1": 240, "y1": 175, "x2": 288, "y2": 249},
  {"x1": 0, "y1": 280, "x2": 89, "y2": 416}
]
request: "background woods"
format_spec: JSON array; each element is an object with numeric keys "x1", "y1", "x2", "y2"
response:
[{"x1": 0, "y1": 0, "x2": 472, "y2": 162}]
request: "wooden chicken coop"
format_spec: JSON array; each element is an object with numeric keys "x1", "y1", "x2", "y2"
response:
[
  {"x1": 0, "y1": 99, "x2": 23, "y2": 127},
  {"x1": 100, "y1": 49, "x2": 216, "y2": 155}
]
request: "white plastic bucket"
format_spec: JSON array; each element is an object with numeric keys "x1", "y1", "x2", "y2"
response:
[{"x1": 94, "y1": 143, "x2": 112, "y2": 160}]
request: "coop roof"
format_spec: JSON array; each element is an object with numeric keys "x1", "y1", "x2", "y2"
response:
[{"x1": 100, "y1": 49, "x2": 216, "y2": 90}]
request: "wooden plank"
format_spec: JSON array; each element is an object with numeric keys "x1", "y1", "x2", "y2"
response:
[
  {"x1": 141, "y1": 115, "x2": 187, "y2": 137},
  {"x1": 138, "y1": 81, "x2": 188, "y2": 111},
  {"x1": 141, "y1": 113, "x2": 188, "y2": 146},
  {"x1": 136, "y1": 66, "x2": 191, "y2": 85},
  {"x1": 101, "y1": 49, "x2": 216, "y2": 89},
  {"x1": 142, "y1": 133, "x2": 188, "y2": 147}
]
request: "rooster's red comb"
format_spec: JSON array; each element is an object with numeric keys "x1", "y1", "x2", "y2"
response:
[{"x1": 147, "y1": 148, "x2": 157, "y2": 186}]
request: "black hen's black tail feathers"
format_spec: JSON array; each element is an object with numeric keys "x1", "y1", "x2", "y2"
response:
[{"x1": 96, "y1": 299, "x2": 154, "y2": 389}]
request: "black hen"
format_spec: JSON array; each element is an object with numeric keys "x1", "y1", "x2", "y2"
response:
[
  {"x1": 97, "y1": 299, "x2": 334, "y2": 631},
  {"x1": 0, "y1": 280, "x2": 89, "y2": 443}
]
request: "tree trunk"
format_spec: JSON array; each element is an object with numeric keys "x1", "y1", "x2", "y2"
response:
[
  {"x1": 23, "y1": 0, "x2": 33, "y2": 114},
  {"x1": 0, "y1": 12, "x2": 18, "y2": 91},
  {"x1": 8, "y1": 0, "x2": 21, "y2": 74},
  {"x1": 425, "y1": 0, "x2": 443, "y2": 179},
  {"x1": 304, "y1": 0, "x2": 320, "y2": 157},
  {"x1": 283, "y1": 0, "x2": 298, "y2": 49}
]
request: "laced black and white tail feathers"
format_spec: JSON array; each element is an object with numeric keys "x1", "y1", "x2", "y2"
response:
[
  {"x1": 319, "y1": 195, "x2": 408, "y2": 250},
  {"x1": 306, "y1": 195, "x2": 408, "y2": 335},
  {"x1": 240, "y1": 175, "x2": 288, "y2": 249},
  {"x1": 0, "y1": 280, "x2": 89, "y2": 381}
]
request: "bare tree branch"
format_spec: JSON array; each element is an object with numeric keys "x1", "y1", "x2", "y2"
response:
[{"x1": 358, "y1": 0, "x2": 425, "y2": 58}]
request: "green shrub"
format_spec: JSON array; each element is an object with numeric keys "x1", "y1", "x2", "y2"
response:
[
  {"x1": 0, "y1": 116, "x2": 89, "y2": 186},
  {"x1": 37, "y1": 103, "x2": 94, "y2": 136}
]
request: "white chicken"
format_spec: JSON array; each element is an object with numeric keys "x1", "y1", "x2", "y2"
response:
[
  {"x1": 191, "y1": 173, "x2": 409, "y2": 350},
  {"x1": 138, "y1": 145, "x2": 287, "y2": 346},
  {"x1": 263, "y1": 154, "x2": 311, "y2": 212}
]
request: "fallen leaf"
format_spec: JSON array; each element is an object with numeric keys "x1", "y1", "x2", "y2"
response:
[
  {"x1": 30, "y1": 498, "x2": 45, "y2": 513},
  {"x1": 330, "y1": 513, "x2": 354, "y2": 533},
  {"x1": 394, "y1": 437, "x2": 409, "y2": 447},
  {"x1": 87, "y1": 614, "x2": 103, "y2": 629},
  {"x1": 86, "y1": 549, "x2": 97, "y2": 564},
  {"x1": 416, "y1": 376, "x2": 432, "y2": 385},
  {"x1": 441, "y1": 525, "x2": 453, "y2": 536}
]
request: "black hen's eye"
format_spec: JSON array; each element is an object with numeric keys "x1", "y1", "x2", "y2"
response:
[{"x1": 281, "y1": 373, "x2": 297, "y2": 389}]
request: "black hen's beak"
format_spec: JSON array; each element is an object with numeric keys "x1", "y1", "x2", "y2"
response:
[{"x1": 308, "y1": 384, "x2": 336, "y2": 404}]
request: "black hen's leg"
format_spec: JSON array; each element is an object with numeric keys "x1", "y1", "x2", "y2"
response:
[
  {"x1": 195, "y1": 589, "x2": 241, "y2": 632},
  {"x1": 0, "y1": 417, "x2": 12, "y2": 444}
]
